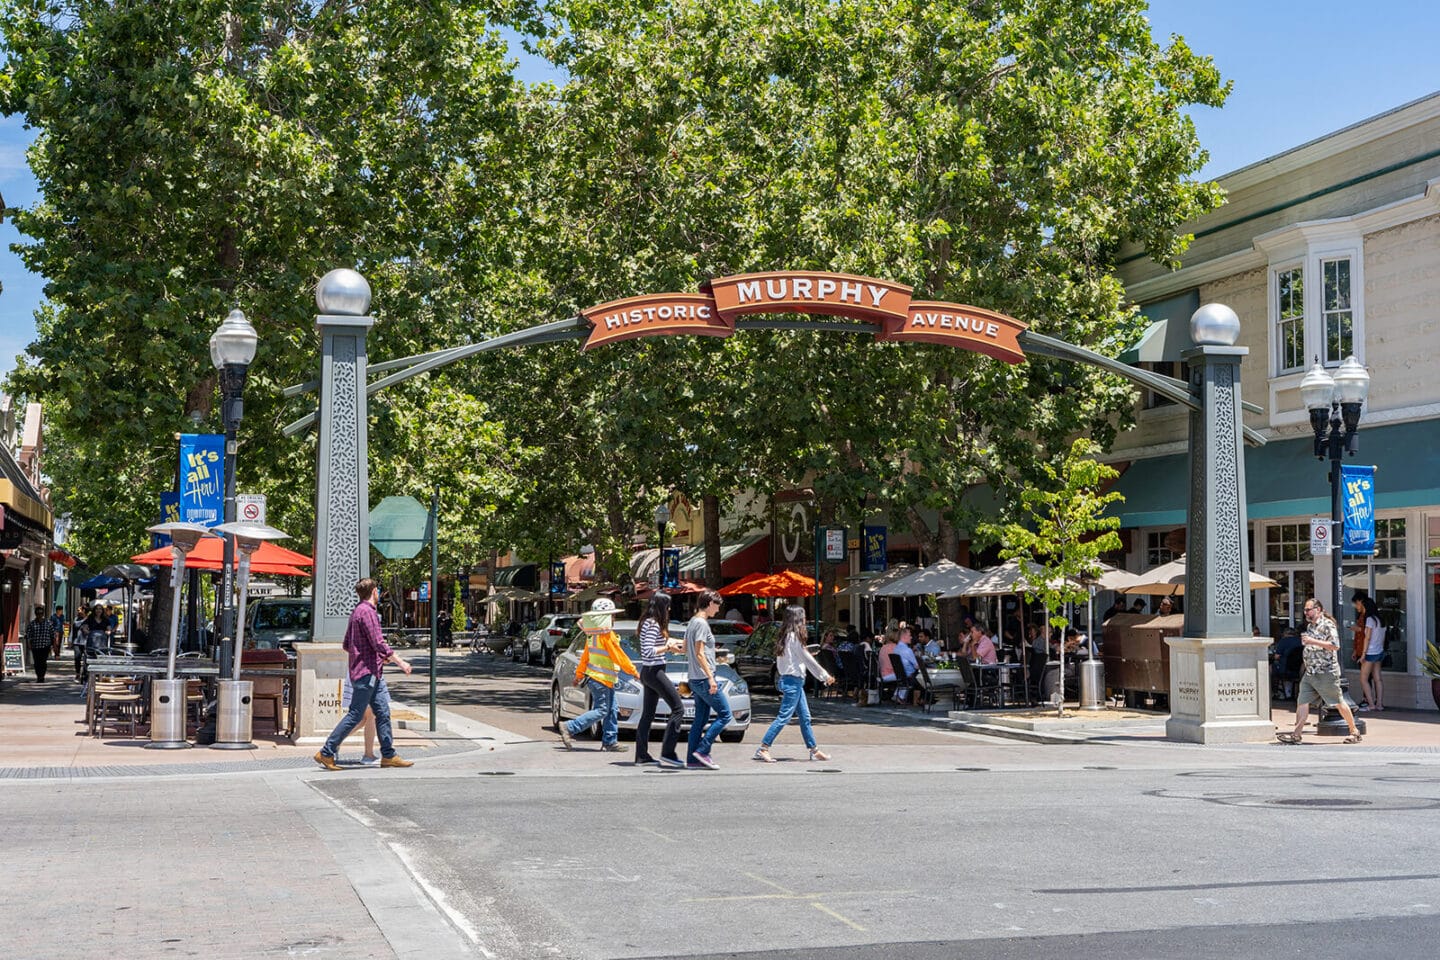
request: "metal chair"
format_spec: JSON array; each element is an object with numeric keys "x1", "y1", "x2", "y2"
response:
[
  {"x1": 815, "y1": 650, "x2": 842, "y2": 699},
  {"x1": 958, "y1": 660, "x2": 1001, "y2": 708}
]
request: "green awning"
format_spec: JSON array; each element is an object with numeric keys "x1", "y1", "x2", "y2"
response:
[
  {"x1": 1116, "y1": 290, "x2": 1200, "y2": 364},
  {"x1": 676, "y1": 534, "x2": 767, "y2": 578},
  {"x1": 1109, "y1": 419, "x2": 1440, "y2": 527}
]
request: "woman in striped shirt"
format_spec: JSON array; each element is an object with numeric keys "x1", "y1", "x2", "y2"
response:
[{"x1": 635, "y1": 592, "x2": 686, "y2": 768}]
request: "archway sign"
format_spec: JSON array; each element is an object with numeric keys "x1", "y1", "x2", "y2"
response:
[
  {"x1": 291, "y1": 268, "x2": 1272, "y2": 745},
  {"x1": 579, "y1": 270, "x2": 1029, "y2": 363}
]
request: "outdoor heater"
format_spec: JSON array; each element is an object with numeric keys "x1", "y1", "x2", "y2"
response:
[
  {"x1": 144, "y1": 521, "x2": 217, "y2": 749},
  {"x1": 211, "y1": 520, "x2": 291, "y2": 749}
]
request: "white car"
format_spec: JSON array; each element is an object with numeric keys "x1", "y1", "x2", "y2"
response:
[{"x1": 550, "y1": 620, "x2": 751, "y2": 742}]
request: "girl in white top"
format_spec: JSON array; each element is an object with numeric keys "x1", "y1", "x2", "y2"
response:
[
  {"x1": 1353, "y1": 592, "x2": 1385, "y2": 711},
  {"x1": 754, "y1": 605, "x2": 834, "y2": 763}
]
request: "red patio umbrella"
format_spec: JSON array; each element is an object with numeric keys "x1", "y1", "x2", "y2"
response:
[
  {"x1": 718, "y1": 569, "x2": 818, "y2": 597},
  {"x1": 131, "y1": 538, "x2": 314, "y2": 570}
]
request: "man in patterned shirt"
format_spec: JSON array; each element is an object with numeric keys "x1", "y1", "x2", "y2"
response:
[
  {"x1": 25, "y1": 605, "x2": 55, "y2": 682},
  {"x1": 1278, "y1": 598, "x2": 1362, "y2": 744},
  {"x1": 315, "y1": 578, "x2": 415, "y2": 770}
]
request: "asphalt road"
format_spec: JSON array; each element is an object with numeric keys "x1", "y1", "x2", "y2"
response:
[{"x1": 312, "y1": 758, "x2": 1440, "y2": 960}]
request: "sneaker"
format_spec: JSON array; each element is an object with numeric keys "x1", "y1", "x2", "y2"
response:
[
  {"x1": 692, "y1": 752, "x2": 718, "y2": 770},
  {"x1": 753, "y1": 745, "x2": 776, "y2": 763},
  {"x1": 658, "y1": 756, "x2": 685, "y2": 768},
  {"x1": 557, "y1": 724, "x2": 573, "y2": 750},
  {"x1": 313, "y1": 751, "x2": 341, "y2": 771},
  {"x1": 1357, "y1": 702, "x2": 1370, "y2": 712},
  {"x1": 809, "y1": 747, "x2": 831, "y2": 762},
  {"x1": 380, "y1": 755, "x2": 414, "y2": 768},
  {"x1": 601, "y1": 743, "x2": 625, "y2": 752},
  {"x1": 634, "y1": 756, "x2": 660, "y2": 766},
  {"x1": 360, "y1": 756, "x2": 380, "y2": 767}
]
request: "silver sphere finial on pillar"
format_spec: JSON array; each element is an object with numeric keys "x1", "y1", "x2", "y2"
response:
[
  {"x1": 1190, "y1": 303, "x2": 1241, "y2": 346},
  {"x1": 315, "y1": 268, "x2": 372, "y2": 316}
]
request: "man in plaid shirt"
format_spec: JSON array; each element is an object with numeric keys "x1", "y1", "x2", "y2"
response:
[{"x1": 25, "y1": 605, "x2": 55, "y2": 682}]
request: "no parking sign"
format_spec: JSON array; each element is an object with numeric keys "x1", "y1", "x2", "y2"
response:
[{"x1": 1309, "y1": 517, "x2": 1332, "y2": 554}]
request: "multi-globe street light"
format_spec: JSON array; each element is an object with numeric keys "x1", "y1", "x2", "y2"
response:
[{"x1": 209, "y1": 308, "x2": 258, "y2": 679}]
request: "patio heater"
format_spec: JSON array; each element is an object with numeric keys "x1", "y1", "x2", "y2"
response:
[
  {"x1": 144, "y1": 521, "x2": 217, "y2": 749},
  {"x1": 211, "y1": 521, "x2": 290, "y2": 749}
]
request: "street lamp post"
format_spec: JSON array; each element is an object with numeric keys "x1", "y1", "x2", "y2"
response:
[
  {"x1": 1300, "y1": 354, "x2": 1371, "y2": 734},
  {"x1": 654, "y1": 503, "x2": 671, "y2": 589},
  {"x1": 210, "y1": 308, "x2": 258, "y2": 679}
]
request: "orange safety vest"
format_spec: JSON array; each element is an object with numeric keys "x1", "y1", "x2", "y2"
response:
[{"x1": 576, "y1": 630, "x2": 638, "y2": 688}]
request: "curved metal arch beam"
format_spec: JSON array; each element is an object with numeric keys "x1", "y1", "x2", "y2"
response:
[
  {"x1": 1019, "y1": 330, "x2": 1267, "y2": 447},
  {"x1": 281, "y1": 316, "x2": 588, "y2": 436}
]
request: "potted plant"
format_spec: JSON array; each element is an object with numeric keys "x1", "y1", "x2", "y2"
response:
[{"x1": 1422, "y1": 642, "x2": 1440, "y2": 710}]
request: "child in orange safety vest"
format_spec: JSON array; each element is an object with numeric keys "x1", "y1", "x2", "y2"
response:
[{"x1": 557, "y1": 597, "x2": 638, "y2": 752}]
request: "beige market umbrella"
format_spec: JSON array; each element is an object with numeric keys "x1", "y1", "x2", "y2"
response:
[
  {"x1": 1121, "y1": 555, "x2": 1279, "y2": 595},
  {"x1": 836, "y1": 564, "x2": 917, "y2": 597},
  {"x1": 873, "y1": 559, "x2": 980, "y2": 598},
  {"x1": 949, "y1": 559, "x2": 1079, "y2": 598}
]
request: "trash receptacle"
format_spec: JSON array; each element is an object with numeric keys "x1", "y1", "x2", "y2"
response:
[
  {"x1": 213, "y1": 679, "x2": 256, "y2": 749},
  {"x1": 147, "y1": 678, "x2": 190, "y2": 749},
  {"x1": 1079, "y1": 659, "x2": 1105, "y2": 710}
]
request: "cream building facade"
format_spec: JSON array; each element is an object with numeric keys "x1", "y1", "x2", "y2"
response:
[{"x1": 1110, "y1": 93, "x2": 1440, "y2": 708}]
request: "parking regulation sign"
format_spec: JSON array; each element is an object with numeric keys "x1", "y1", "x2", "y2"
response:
[
  {"x1": 1309, "y1": 517, "x2": 1332, "y2": 554},
  {"x1": 237, "y1": 493, "x2": 266, "y2": 525}
]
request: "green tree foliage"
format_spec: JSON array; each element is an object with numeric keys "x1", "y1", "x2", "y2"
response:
[{"x1": 977, "y1": 437, "x2": 1124, "y2": 627}]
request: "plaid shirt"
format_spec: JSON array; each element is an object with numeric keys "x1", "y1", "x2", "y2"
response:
[
  {"x1": 343, "y1": 601, "x2": 393, "y2": 682},
  {"x1": 25, "y1": 617, "x2": 55, "y2": 650}
]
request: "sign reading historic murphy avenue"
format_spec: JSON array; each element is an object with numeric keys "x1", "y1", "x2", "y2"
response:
[{"x1": 580, "y1": 270, "x2": 1027, "y2": 362}]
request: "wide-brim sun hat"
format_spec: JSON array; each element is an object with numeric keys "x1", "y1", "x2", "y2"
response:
[{"x1": 581, "y1": 597, "x2": 617, "y2": 631}]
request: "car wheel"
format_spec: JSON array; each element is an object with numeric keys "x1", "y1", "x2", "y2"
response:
[
  {"x1": 551, "y1": 683, "x2": 564, "y2": 730},
  {"x1": 526, "y1": 644, "x2": 538, "y2": 666},
  {"x1": 543, "y1": 644, "x2": 554, "y2": 668},
  {"x1": 720, "y1": 730, "x2": 746, "y2": 743}
]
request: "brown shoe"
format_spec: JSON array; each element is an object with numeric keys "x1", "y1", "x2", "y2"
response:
[
  {"x1": 313, "y1": 751, "x2": 341, "y2": 771},
  {"x1": 380, "y1": 755, "x2": 414, "y2": 768}
]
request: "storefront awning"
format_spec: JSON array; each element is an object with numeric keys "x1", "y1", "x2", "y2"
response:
[
  {"x1": 1109, "y1": 419, "x2": 1440, "y2": 527},
  {"x1": 677, "y1": 534, "x2": 768, "y2": 580},
  {"x1": 1116, "y1": 291, "x2": 1200, "y2": 365},
  {"x1": 491, "y1": 563, "x2": 539, "y2": 590}
]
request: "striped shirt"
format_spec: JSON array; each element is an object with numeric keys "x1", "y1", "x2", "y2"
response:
[{"x1": 638, "y1": 618, "x2": 667, "y2": 667}]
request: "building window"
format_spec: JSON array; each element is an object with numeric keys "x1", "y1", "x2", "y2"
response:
[
  {"x1": 1141, "y1": 360, "x2": 1190, "y2": 409},
  {"x1": 1428, "y1": 515, "x2": 1440, "y2": 559},
  {"x1": 1322, "y1": 257, "x2": 1353, "y2": 363},
  {"x1": 1145, "y1": 531, "x2": 1176, "y2": 568},
  {"x1": 1276, "y1": 265, "x2": 1305, "y2": 373},
  {"x1": 1371, "y1": 517, "x2": 1407, "y2": 560},
  {"x1": 1264, "y1": 522, "x2": 1314, "y2": 563}
]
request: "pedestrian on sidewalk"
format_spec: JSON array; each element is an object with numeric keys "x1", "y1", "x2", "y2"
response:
[
  {"x1": 633, "y1": 591, "x2": 686, "y2": 768},
  {"x1": 1277, "y1": 598, "x2": 1362, "y2": 745},
  {"x1": 1352, "y1": 591, "x2": 1385, "y2": 712},
  {"x1": 25, "y1": 605, "x2": 55, "y2": 682},
  {"x1": 754, "y1": 605, "x2": 833, "y2": 763},
  {"x1": 72, "y1": 604, "x2": 90, "y2": 681},
  {"x1": 685, "y1": 589, "x2": 731, "y2": 769},
  {"x1": 557, "y1": 598, "x2": 638, "y2": 753},
  {"x1": 49, "y1": 605, "x2": 66, "y2": 654},
  {"x1": 314, "y1": 579, "x2": 415, "y2": 771}
]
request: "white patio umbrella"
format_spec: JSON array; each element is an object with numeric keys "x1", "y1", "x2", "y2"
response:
[
  {"x1": 1082, "y1": 562, "x2": 1145, "y2": 591},
  {"x1": 836, "y1": 564, "x2": 917, "y2": 597},
  {"x1": 1121, "y1": 554, "x2": 1279, "y2": 595},
  {"x1": 947, "y1": 559, "x2": 1078, "y2": 598},
  {"x1": 872, "y1": 558, "x2": 980, "y2": 598}
]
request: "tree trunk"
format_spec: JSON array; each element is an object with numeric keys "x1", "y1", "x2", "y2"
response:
[{"x1": 703, "y1": 494, "x2": 722, "y2": 589}]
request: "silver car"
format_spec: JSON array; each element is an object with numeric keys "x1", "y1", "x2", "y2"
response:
[
  {"x1": 550, "y1": 620, "x2": 751, "y2": 742},
  {"x1": 525, "y1": 613, "x2": 582, "y2": 666}
]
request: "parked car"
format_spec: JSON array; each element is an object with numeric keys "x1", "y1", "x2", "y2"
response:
[
  {"x1": 729, "y1": 620, "x2": 834, "y2": 689},
  {"x1": 550, "y1": 620, "x2": 751, "y2": 742},
  {"x1": 525, "y1": 613, "x2": 582, "y2": 666},
  {"x1": 245, "y1": 597, "x2": 312, "y2": 650}
]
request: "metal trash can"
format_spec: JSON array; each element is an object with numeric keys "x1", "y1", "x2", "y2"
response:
[
  {"x1": 213, "y1": 679, "x2": 256, "y2": 749},
  {"x1": 147, "y1": 678, "x2": 190, "y2": 749},
  {"x1": 1079, "y1": 659, "x2": 1105, "y2": 711}
]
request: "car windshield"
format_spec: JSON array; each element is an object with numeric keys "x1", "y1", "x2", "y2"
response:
[{"x1": 253, "y1": 603, "x2": 310, "y2": 631}]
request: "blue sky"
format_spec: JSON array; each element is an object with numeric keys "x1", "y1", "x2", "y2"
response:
[{"x1": 2, "y1": 1, "x2": 1438, "y2": 382}]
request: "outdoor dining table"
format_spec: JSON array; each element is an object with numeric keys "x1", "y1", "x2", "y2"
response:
[
  {"x1": 972, "y1": 661, "x2": 1028, "y2": 707},
  {"x1": 85, "y1": 657, "x2": 296, "y2": 734}
]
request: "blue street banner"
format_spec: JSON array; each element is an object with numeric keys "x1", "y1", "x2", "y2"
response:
[
  {"x1": 418, "y1": 580, "x2": 430, "y2": 602},
  {"x1": 862, "y1": 525, "x2": 887, "y2": 572},
  {"x1": 460, "y1": 578, "x2": 470, "y2": 600},
  {"x1": 151, "y1": 492, "x2": 182, "y2": 548},
  {"x1": 661, "y1": 547, "x2": 681, "y2": 589},
  {"x1": 1341, "y1": 465, "x2": 1377, "y2": 556},
  {"x1": 178, "y1": 433, "x2": 225, "y2": 526},
  {"x1": 549, "y1": 560, "x2": 567, "y2": 595}
]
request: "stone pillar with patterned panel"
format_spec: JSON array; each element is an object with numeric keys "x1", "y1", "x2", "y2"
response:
[
  {"x1": 310, "y1": 270, "x2": 374, "y2": 645},
  {"x1": 1165, "y1": 305, "x2": 1274, "y2": 744}
]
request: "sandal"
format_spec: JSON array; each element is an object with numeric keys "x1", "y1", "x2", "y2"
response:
[
  {"x1": 1344, "y1": 734, "x2": 1363, "y2": 744},
  {"x1": 1276, "y1": 732, "x2": 1302, "y2": 745},
  {"x1": 752, "y1": 745, "x2": 777, "y2": 763}
]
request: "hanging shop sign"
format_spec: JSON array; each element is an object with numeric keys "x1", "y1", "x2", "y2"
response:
[
  {"x1": 580, "y1": 270, "x2": 1027, "y2": 363},
  {"x1": 1341, "y1": 465, "x2": 1377, "y2": 556}
]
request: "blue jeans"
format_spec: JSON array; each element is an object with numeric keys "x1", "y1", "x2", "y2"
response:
[
  {"x1": 322, "y1": 673, "x2": 396, "y2": 759},
  {"x1": 762, "y1": 674, "x2": 816, "y2": 750},
  {"x1": 686, "y1": 676, "x2": 732, "y2": 759},
  {"x1": 567, "y1": 678, "x2": 618, "y2": 746}
]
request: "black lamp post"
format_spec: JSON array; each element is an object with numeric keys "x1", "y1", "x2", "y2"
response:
[
  {"x1": 209, "y1": 308, "x2": 258, "y2": 679},
  {"x1": 654, "y1": 502, "x2": 671, "y2": 589},
  {"x1": 1300, "y1": 353, "x2": 1371, "y2": 733}
]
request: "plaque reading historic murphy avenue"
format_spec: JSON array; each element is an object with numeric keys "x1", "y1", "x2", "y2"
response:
[
  {"x1": 582, "y1": 293, "x2": 732, "y2": 350},
  {"x1": 710, "y1": 271, "x2": 913, "y2": 324},
  {"x1": 878, "y1": 301, "x2": 1028, "y2": 363}
]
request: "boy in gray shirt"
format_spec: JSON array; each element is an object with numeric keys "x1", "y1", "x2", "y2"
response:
[{"x1": 685, "y1": 590, "x2": 730, "y2": 769}]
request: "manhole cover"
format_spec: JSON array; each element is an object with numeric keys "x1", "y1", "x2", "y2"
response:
[
  {"x1": 956, "y1": 767, "x2": 990, "y2": 772},
  {"x1": 806, "y1": 768, "x2": 842, "y2": 774},
  {"x1": 1267, "y1": 798, "x2": 1371, "y2": 808},
  {"x1": 478, "y1": 771, "x2": 516, "y2": 776},
  {"x1": 1085, "y1": 765, "x2": 1117, "y2": 770}
]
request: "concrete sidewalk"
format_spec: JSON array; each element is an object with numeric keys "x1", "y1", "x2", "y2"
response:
[{"x1": 0, "y1": 670, "x2": 465, "y2": 775}]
